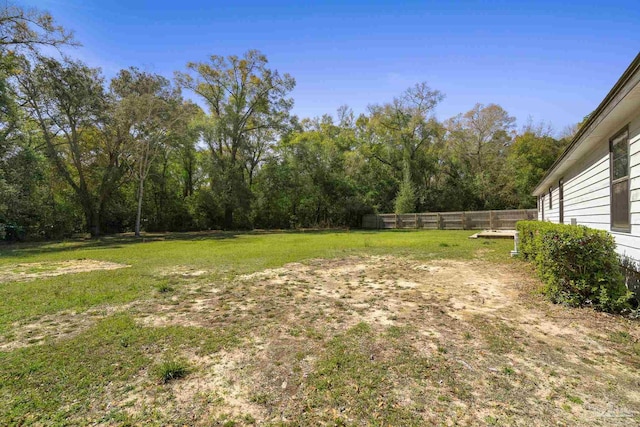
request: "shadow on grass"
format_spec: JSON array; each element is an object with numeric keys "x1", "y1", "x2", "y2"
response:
[{"x1": 0, "y1": 228, "x2": 369, "y2": 259}]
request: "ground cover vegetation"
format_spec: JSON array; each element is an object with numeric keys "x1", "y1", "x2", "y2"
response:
[
  {"x1": 0, "y1": 230, "x2": 638, "y2": 425},
  {"x1": 0, "y1": 4, "x2": 574, "y2": 240}
]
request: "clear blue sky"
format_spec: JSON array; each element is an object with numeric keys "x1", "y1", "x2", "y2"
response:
[{"x1": 28, "y1": 0, "x2": 640, "y2": 134}]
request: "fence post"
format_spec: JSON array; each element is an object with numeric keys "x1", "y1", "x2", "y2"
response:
[
  {"x1": 489, "y1": 211, "x2": 494, "y2": 230},
  {"x1": 437, "y1": 213, "x2": 442, "y2": 230},
  {"x1": 461, "y1": 211, "x2": 466, "y2": 230},
  {"x1": 415, "y1": 213, "x2": 418, "y2": 229},
  {"x1": 395, "y1": 214, "x2": 399, "y2": 229}
]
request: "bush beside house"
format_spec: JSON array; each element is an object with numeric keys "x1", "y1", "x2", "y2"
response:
[{"x1": 517, "y1": 221, "x2": 632, "y2": 313}]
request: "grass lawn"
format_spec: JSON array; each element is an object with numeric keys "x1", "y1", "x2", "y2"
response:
[{"x1": 0, "y1": 230, "x2": 638, "y2": 426}]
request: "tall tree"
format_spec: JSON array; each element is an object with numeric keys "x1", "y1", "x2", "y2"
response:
[
  {"x1": 1, "y1": 3, "x2": 76, "y2": 164},
  {"x1": 17, "y1": 58, "x2": 129, "y2": 236},
  {"x1": 446, "y1": 103, "x2": 515, "y2": 172},
  {"x1": 0, "y1": 4, "x2": 79, "y2": 240},
  {"x1": 253, "y1": 113, "x2": 367, "y2": 228},
  {"x1": 445, "y1": 103, "x2": 516, "y2": 208},
  {"x1": 364, "y1": 82, "x2": 444, "y2": 212},
  {"x1": 111, "y1": 67, "x2": 186, "y2": 237},
  {"x1": 175, "y1": 50, "x2": 295, "y2": 228}
]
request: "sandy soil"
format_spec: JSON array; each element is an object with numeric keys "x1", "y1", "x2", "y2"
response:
[
  {"x1": 5, "y1": 256, "x2": 640, "y2": 425},
  {"x1": 0, "y1": 259, "x2": 129, "y2": 283},
  {"x1": 133, "y1": 256, "x2": 640, "y2": 425}
]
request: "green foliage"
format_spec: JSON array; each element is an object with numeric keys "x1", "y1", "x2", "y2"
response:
[
  {"x1": 394, "y1": 176, "x2": 416, "y2": 214},
  {"x1": 175, "y1": 50, "x2": 295, "y2": 229},
  {"x1": 445, "y1": 103, "x2": 516, "y2": 210},
  {"x1": 252, "y1": 117, "x2": 372, "y2": 228},
  {"x1": 517, "y1": 221, "x2": 632, "y2": 312},
  {"x1": 506, "y1": 131, "x2": 568, "y2": 208},
  {"x1": 0, "y1": 6, "x2": 576, "y2": 237}
]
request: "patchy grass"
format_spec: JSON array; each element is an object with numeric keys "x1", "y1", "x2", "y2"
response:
[
  {"x1": 0, "y1": 230, "x2": 638, "y2": 425},
  {"x1": 0, "y1": 315, "x2": 240, "y2": 424},
  {"x1": 0, "y1": 230, "x2": 510, "y2": 334},
  {"x1": 300, "y1": 322, "x2": 424, "y2": 425}
]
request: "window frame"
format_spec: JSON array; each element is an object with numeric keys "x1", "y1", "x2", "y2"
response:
[
  {"x1": 610, "y1": 125, "x2": 631, "y2": 233},
  {"x1": 548, "y1": 187, "x2": 552, "y2": 210},
  {"x1": 558, "y1": 178, "x2": 564, "y2": 224}
]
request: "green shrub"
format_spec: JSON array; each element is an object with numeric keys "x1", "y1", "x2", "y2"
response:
[
  {"x1": 620, "y1": 255, "x2": 640, "y2": 307},
  {"x1": 516, "y1": 221, "x2": 631, "y2": 313},
  {"x1": 394, "y1": 178, "x2": 416, "y2": 214}
]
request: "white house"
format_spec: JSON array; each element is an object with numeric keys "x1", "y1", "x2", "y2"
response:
[{"x1": 533, "y1": 52, "x2": 640, "y2": 261}]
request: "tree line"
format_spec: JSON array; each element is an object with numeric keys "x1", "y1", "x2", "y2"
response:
[{"x1": 0, "y1": 5, "x2": 572, "y2": 239}]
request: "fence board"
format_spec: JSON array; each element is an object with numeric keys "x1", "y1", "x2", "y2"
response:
[{"x1": 362, "y1": 209, "x2": 537, "y2": 230}]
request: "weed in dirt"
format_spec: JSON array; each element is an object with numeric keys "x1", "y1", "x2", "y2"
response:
[
  {"x1": 156, "y1": 282, "x2": 174, "y2": 293},
  {"x1": 485, "y1": 416, "x2": 499, "y2": 425},
  {"x1": 288, "y1": 327, "x2": 302, "y2": 337},
  {"x1": 154, "y1": 358, "x2": 190, "y2": 383},
  {"x1": 608, "y1": 330, "x2": 640, "y2": 356},
  {"x1": 385, "y1": 325, "x2": 406, "y2": 338},
  {"x1": 610, "y1": 330, "x2": 633, "y2": 343},
  {"x1": 305, "y1": 327, "x2": 324, "y2": 340},
  {"x1": 249, "y1": 392, "x2": 271, "y2": 405},
  {"x1": 566, "y1": 394, "x2": 583, "y2": 405}
]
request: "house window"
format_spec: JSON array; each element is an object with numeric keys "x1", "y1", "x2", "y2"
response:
[
  {"x1": 610, "y1": 127, "x2": 630, "y2": 232},
  {"x1": 549, "y1": 187, "x2": 552, "y2": 209},
  {"x1": 559, "y1": 178, "x2": 564, "y2": 224}
]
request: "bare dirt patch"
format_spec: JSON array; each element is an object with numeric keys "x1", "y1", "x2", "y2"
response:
[
  {"x1": 105, "y1": 256, "x2": 640, "y2": 425},
  {"x1": 0, "y1": 259, "x2": 129, "y2": 283},
  {"x1": 7, "y1": 255, "x2": 640, "y2": 425},
  {"x1": 0, "y1": 301, "x2": 138, "y2": 351},
  {"x1": 0, "y1": 264, "x2": 213, "y2": 351}
]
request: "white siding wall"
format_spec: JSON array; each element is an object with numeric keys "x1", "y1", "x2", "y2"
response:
[
  {"x1": 546, "y1": 185, "x2": 561, "y2": 223},
  {"x1": 537, "y1": 195, "x2": 544, "y2": 220},
  {"x1": 548, "y1": 115, "x2": 640, "y2": 261},
  {"x1": 562, "y1": 142, "x2": 610, "y2": 229}
]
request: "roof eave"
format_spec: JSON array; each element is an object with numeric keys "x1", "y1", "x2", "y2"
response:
[{"x1": 532, "y1": 52, "x2": 640, "y2": 196}]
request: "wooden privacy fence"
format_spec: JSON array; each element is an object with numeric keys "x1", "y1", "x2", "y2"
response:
[{"x1": 362, "y1": 209, "x2": 537, "y2": 230}]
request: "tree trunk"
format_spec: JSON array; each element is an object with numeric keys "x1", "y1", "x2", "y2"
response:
[
  {"x1": 135, "y1": 178, "x2": 144, "y2": 237},
  {"x1": 184, "y1": 166, "x2": 193, "y2": 197},
  {"x1": 85, "y1": 208, "x2": 100, "y2": 237},
  {"x1": 224, "y1": 204, "x2": 233, "y2": 230}
]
